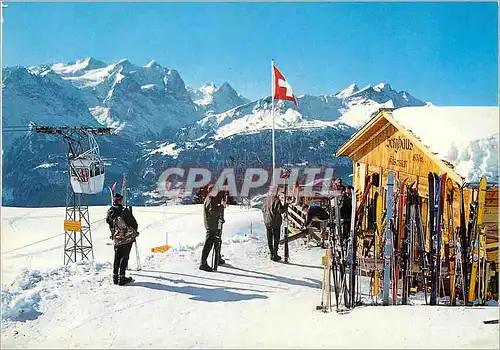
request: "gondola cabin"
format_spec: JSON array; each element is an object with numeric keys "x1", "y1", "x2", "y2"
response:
[{"x1": 69, "y1": 157, "x2": 105, "y2": 194}]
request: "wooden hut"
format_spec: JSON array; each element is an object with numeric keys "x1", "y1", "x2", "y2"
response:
[{"x1": 335, "y1": 106, "x2": 498, "y2": 300}]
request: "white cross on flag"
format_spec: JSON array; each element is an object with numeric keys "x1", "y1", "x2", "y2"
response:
[{"x1": 273, "y1": 64, "x2": 298, "y2": 109}]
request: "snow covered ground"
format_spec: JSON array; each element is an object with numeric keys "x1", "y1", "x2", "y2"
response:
[{"x1": 1, "y1": 205, "x2": 499, "y2": 348}]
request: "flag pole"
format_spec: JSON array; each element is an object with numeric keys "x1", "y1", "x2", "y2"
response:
[{"x1": 271, "y1": 59, "x2": 275, "y2": 185}]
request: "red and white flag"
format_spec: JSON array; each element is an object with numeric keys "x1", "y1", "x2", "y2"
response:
[{"x1": 273, "y1": 64, "x2": 298, "y2": 109}]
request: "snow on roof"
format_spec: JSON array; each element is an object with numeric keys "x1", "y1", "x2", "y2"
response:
[{"x1": 391, "y1": 106, "x2": 499, "y2": 184}]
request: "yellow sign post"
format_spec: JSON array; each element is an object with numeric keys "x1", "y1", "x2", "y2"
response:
[{"x1": 64, "y1": 220, "x2": 82, "y2": 232}]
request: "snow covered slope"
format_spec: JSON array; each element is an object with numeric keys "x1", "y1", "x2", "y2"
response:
[{"x1": 1, "y1": 206, "x2": 498, "y2": 348}]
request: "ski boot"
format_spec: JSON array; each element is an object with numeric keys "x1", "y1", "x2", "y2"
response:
[
  {"x1": 113, "y1": 274, "x2": 118, "y2": 285},
  {"x1": 118, "y1": 275, "x2": 133, "y2": 286},
  {"x1": 199, "y1": 262, "x2": 213, "y2": 272}
]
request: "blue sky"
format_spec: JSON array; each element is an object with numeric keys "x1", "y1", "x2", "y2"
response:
[{"x1": 2, "y1": 2, "x2": 498, "y2": 105}]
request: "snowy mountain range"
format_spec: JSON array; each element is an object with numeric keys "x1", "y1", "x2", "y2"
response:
[{"x1": 2, "y1": 57, "x2": 428, "y2": 206}]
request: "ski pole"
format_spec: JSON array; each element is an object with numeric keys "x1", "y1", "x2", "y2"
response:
[{"x1": 134, "y1": 240, "x2": 141, "y2": 271}]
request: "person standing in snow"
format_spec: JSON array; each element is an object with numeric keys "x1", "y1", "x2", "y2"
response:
[
  {"x1": 338, "y1": 186, "x2": 353, "y2": 242},
  {"x1": 262, "y1": 186, "x2": 290, "y2": 262},
  {"x1": 200, "y1": 184, "x2": 227, "y2": 272},
  {"x1": 106, "y1": 193, "x2": 139, "y2": 285}
]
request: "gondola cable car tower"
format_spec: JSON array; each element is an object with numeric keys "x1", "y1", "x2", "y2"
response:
[{"x1": 34, "y1": 124, "x2": 112, "y2": 265}]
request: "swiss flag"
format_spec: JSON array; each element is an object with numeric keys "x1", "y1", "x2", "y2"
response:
[{"x1": 273, "y1": 64, "x2": 298, "y2": 108}]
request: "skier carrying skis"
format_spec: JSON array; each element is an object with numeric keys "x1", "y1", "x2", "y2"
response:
[
  {"x1": 262, "y1": 186, "x2": 291, "y2": 262},
  {"x1": 301, "y1": 204, "x2": 330, "y2": 246},
  {"x1": 200, "y1": 184, "x2": 227, "y2": 272},
  {"x1": 106, "y1": 193, "x2": 139, "y2": 286}
]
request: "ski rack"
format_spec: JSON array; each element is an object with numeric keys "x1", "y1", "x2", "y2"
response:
[{"x1": 334, "y1": 170, "x2": 497, "y2": 308}]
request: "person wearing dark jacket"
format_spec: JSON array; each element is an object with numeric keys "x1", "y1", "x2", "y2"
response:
[
  {"x1": 302, "y1": 204, "x2": 330, "y2": 228},
  {"x1": 339, "y1": 186, "x2": 353, "y2": 241},
  {"x1": 200, "y1": 184, "x2": 227, "y2": 272},
  {"x1": 301, "y1": 204, "x2": 330, "y2": 245},
  {"x1": 106, "y1": 193, "x2": 138, "y2": 286},
  {"x1": 262, "y1": 188, "x2": 289, "y2": 262}
]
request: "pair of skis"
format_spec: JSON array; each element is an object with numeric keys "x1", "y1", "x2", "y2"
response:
[
  {"x1": 348, "y1": 184, "x2": 358, "y2": 308},
  {"x1": 468, "y1": 177, "x2": 487, "y2": 305},
  {"x1": 382, "y1": 172, "x2": 395, "y2": 306},
  {"x1": 108, "y1": 174, "x2": 141, "y2": 271},
  {"x1": 400, "y1": 183, "x2": 428, "y2": 305},
  {"x1": 372, "y1": 191, "x2": 383, "y2": 301},
  {"x1": 428, "y1": 172, "x2": 447, "y2": 305},
  {"x1": 318, "y1": 192, "x2": 350, "y2": 313},
  {"x1": 393, "y1": 178, "x2": 408, "y2": 305},
  {"x1": 446, "y1": 178, "x2": 458, "y2": 305},
  {"x1": 401, "y1": 182, "x2": 414, "y2": 305}
]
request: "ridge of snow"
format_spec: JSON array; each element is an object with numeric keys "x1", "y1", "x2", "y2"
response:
[
  {"x1": 373, "y1": 82, "x2": 391, "y2": 92},
  {"x1": 34, "y1": 163, "x2": 57, "y2": 170},
  {"x1": 144, "y1": 60, "x2": 161, "y2": 68},
  {"x1": 190, "y1": 82, "x2": 218, "y2": 106},
  {"x1": 200, "y1": 82, "x2": 217, "y2": 95},
  {"x1": 194, "y1": 84, "x2": 216, "y2": 106},
  {"x1": 213, "y1": 105, "x2": 345, "y2": 140},
  {"x1": 141, "y1": 84, "x2": 156, "y2": 90},
  {"x1": 51, "y1": 58, "x2": 92, "y2": 75},
  {"x1": 345, "y1": 84, "x2": 373, "y2": 98},
  {"x1": 50, "y1": 57, "x2": 108, "y2": 76},
  {"x1": 335, "y1": 83, "x2": 359, "y2": 98},
  {"x1": 58, "y1": 63, "x2": 118, "y2": 88}
]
